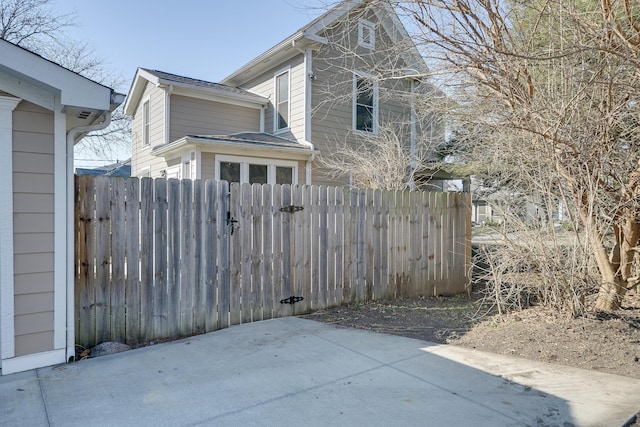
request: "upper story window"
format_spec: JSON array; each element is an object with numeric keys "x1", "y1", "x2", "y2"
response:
[
  {"x1": 217, "y1": 155, "x2": 296, "y2": 185},
  {"x1": 358, "y1": 19, "x2": 375, "y2": 50},
  {"x1": 353, "y1": 73, "x2": 378, "y2": 133},
  {"x1": 142, "y1": 100, "x2": 150, "y2": 146},
  {"x1": 275, "y1": 70, "x2": 290, "y2": 131}
]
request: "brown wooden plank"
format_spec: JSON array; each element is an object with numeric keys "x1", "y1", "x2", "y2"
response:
[
  {"x1": 229, "y1": 182, "x2": 242, "y2": 326},
  {"x1": 139, "y1": 177, "x2": 154, "y2": 341},
  {"x1": 217, "y1": 180, "x2": 230, "y2": 329},
  {"x1": 356, "y1": 189, "x2": 366, "y2": 303},
  {"x1": 334, "y1": 187, "x2": 344, "y2": 304},
  {"x1": 291, "y1": 185, "x2": 308, "y2": 314},
  {"x1": 94, "y1": 176, "x2": 112, "y2": 344},
  {"x1": 310, "y1": 185, "x2": 320, "y2": 309},
  {"x1": 192, "y1": 179, "x2": 206, "y2": 334},
  {"x1": 387, "y1": 190, "x2": 398, "y2": 298},
  {"x1": 125, "y1": 177, "x2": 141, "y2": 345},
  {"x1": 110, "y1": 178, "x2": 126, "y2": 342},
  {"x1": 261, "y1": 184, "x2": 273, "y2": 320},
  {"x1": 348, "y1": 189, "x2": 359, "y2": 302},
  {"x1": 318, "y1": 186, "x2": 328, "y2": 309},
  {"x1": 239, "y1": 183, "x2": 252, "y2": 324},
  {"x1": 326, "y1": 186, "x2": 336, "y2": 308},
  {"x1": 166, "y1": 179, "x2": 180, "y2": 337},
  {"x1": 76, "y1": 175, "x2": 95, "y2": 348},
  {"x1": 278, "y1": 185, "x2": 293, "y2": 318},
  {"x1": 203, "y1": 180, "x2": 217, "y2": 332},
  {"x1": 251, "y1": 184, "x2": 263, "y2": 322},
  {"x1": 379, "y1": 190, "x2": 389, "y2": 299},
  {"x1": 179, "y1": 179, "x2": 194, "y2": 336},
  {"x1": 153, "y1": 178, "x2": 168, "y2": 339},
  {"x1": 372, "y1": 189, "x2": 382, "y2": 300},
  {"x1": 271, "y1": 185, "x2": 285, "y2": 318}
]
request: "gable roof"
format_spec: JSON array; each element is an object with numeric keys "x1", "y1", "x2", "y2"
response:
[
  {"x1": 124, "y1": 68, "x2": 268, "y2": 115},
  {"x1": 0, "y1": 38, "x2": 123, "y2": 129},
  {"x1": 221, "y1": 0, "x2": 427, "y2": 86},
  {"x1": 76, "y1": 159, "x2": 131, "y2": 177}
]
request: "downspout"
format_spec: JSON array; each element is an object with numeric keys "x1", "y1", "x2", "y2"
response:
[
  {"x1": 293, "y1": 40, "x2": 316, "y2": 185},
  {"x1": 65, "y1": 111, "x2": 113, "y2": 362}
]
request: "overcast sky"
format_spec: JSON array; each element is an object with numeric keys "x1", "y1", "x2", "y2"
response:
[{"x1": 57, "y1": 0, "x2": 325, "y2": 90}]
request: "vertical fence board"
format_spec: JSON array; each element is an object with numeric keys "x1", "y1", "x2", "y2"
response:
[
  {"x1": 334, "y1": 188, "x2": 344, "y2": 304},
  {"x1": 179, "y1": 179, "x2": 194, "y2": 337},
  {"x1": 292, "y1": 185, "x2": 308, "y2": 314},
  {"x1": 193, "y1": 180, "x2": 206, "y2": 334},
  {"x1": 203, "y1": 180, "x2": 218, "y2": 332},
  {"x1": 239, "y1": 183, "x2": 252, "y2": 324},
  {"x1": 272, "y1": 185, "x2": 285, "y2": 318},
  {"x1": 229, "y1": 182, "x2": 241, "y2": 326},
  {"x1": 140, "y1": 178, "x2": 153, "y2": 340},
  {"x1": 125, "y1": 178, "x2": 140, "y2": 344},
  {"x1": 76, "y1": 175, "x2": 95, "y2": 348},
  {"x1": 110, "y1": 178, "x2": 126, "y2": 342},
  {"x1": 251, "y1": 184, "x2": 263, "y2": 322},
  {"x1": 262, "y1": 184, "x2": 273, "y2": 320},
  {"x1": 94, "y1": 176, "x2": 111, "y2": 344},
  {"x1": 318, "y1": 186, "x2": 328, "y2": 309},
  {"x1": 364, "y1": 189, "x2": 374, "y2": 302},
  {"x1": 326, "y1": 187, "x2": 336, "y2": 308},
  {"x1": 153, "y1": 178, "x2": 168, "y2": 339},
  {"x1": 217, "y1": 181, "x2": 230, "y2": 329}
]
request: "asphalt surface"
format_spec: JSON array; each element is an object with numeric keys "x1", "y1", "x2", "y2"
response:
[{"x1": 1, "y1": 317, "x2": 639, "y2": 426}]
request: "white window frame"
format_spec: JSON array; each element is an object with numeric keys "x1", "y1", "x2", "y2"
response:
[
  {"x1": 352, "y1": 71, "x2": 379, "y2": 134},
  {"x1": 273, "y1": 68, "x2": 291, "y2": 133},
  {"x1": 215, "y1": 154, "x2": 298, "y2": 185},
  {"x1": 358, "y1": 19, "x2": 375, "y2": 50},
  {"x1": 142, "y1": 97, "x2": 150, "y2": 147}
]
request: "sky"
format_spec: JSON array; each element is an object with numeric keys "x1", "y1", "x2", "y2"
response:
[
  {"x1": 54, "y1": 0, "x2": 327, "y2": 166},
  {"x1": 58, "y1": 0, "x2": 325, "y2": 87}
]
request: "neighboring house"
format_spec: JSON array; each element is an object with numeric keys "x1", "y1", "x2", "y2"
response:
[
  {"x1": 0, "y1": 39, "x2": 124, "y2": 375},
  {"x1": 76, "y1": 159, "x2": 131, "y2": 177},
  {"x1": 125, "y1": 0, "x2": 440, "y2": 187}
]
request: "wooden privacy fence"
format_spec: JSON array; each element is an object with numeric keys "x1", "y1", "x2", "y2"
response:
[{"x1": 74, "y1": 175, "x2": 471, "y2": 348}]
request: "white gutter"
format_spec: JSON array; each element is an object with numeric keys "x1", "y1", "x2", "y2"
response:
[{"x1": 65, "y1": 111, "x2": 113, "y2": 363}]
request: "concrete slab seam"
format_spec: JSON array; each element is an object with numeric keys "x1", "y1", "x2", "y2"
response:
[{"x1": 35, "y1": 369, "x2": 52, "y2": 427}]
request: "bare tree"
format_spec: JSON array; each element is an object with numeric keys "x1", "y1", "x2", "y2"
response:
[
  {"x1": 382, "y1": 0, "x2": 640, "y2": 311},
  {"x1": 0, "y1": 0, "x2": 130, "y2": 159}
]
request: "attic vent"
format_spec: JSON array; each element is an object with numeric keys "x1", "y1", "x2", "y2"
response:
[{"x1": 77, "y1": 111, "x2": 92, "y2": 119}]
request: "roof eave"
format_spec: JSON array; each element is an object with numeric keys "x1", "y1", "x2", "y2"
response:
[{"x1": 151, "y1": 136, "x2": 315, "y2": 159}]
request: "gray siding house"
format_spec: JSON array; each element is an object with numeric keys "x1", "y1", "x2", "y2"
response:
[
  {"x1": 0, "y1": 39, "x2": 123, "y2": 375},
  {"x1": 126, "y1": 0, "x2": 439, "y2": 187}
]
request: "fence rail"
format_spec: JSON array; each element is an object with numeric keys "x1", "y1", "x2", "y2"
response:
[{"x1": 74, "y1": 175, "x2": 471, "y2": 348}]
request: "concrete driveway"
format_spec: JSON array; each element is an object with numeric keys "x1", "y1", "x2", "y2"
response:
[{"x1": 1, "y1": 317, "x2": 639, "y2": 426}]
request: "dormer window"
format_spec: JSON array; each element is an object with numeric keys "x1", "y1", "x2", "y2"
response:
[
  {"x1": 275, "y1": 70, "x2": 290, "y2": 131},
  {"x1": 358, "y1": 19, "x2": 375, "y2": 50}
]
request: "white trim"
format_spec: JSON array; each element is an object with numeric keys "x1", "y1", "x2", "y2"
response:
[
  {"x1": 164, "y1": 90, "x2": 171, "y2": 145},
  {"x1": 358, "y1": 19, "x2": 376, "y2": 50},
  {"x1": 0, "y1": 96, "x2": 21, "y2": 363},
  {"x1": 53, "y1": 99, "x2": 68, "y2": 355},
  {"x1": 1, "y1": 349, "x2": 66, "y2": 375},
  {"x1": 352, "y1": 71, "x2": 379, "y2": 134},
  {"x1": 142, "y1": 97, "x2": 151, "y2": 147},
  {"x1": 303, "y1": 49, "x2": 312, "y2": 143},
  {"x1": 215, "y1": 154, "x2": 298, "y2": 185},
  {"x1": 273, "y1": 67, "x2": 291, "y2": 133}
]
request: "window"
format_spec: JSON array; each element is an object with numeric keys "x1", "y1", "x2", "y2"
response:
[
  {"x1": 353, "y1": 74, "x2": 377, "y2": 133},
  {"x1": 216, "y1": 155, "x2": 297, "y2": 185},
  {"x1": 275, "y1": 70, "x2": 289, "y2": 131},
  {"x1": 142, "y1": 100, "x2": 150, "y2": 146},
  {"x1": 183, "y1": 161, "x2": 191, "y2": 180},
  {"x1": 358, "y1": 19, "x2": 375, "y2": 50},
  {"x1": 220, "y1": 161, "x2": 241, "y2": 183}
]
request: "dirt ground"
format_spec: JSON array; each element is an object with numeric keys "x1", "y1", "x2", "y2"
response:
[{"x1": 304, "y1": 290, "x2": 640, "y2": 378}]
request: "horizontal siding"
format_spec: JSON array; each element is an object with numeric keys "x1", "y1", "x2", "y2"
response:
[
  {"x1": 170, "y1": 96, "x2": 260, "y2": 140},
  {"x1": 14, "y1": 331, "x2": 53, "y2": 356},
  {"x1": 131, "y1": 82, "x2": 168, "y2": 177},
  {"x1": 13, "y1": 272, "x2": 55, "y2": 295},
  {"x1": 242, "y1": 54, "x2": 305, "y2": 142},
  {"x1": 12, "y1": 102, "x2": 56, "y2": 357}
]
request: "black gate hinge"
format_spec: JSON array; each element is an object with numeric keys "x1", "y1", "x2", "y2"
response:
[
  {"x1": 279, "y1": 205, "x2": 304, "y2": 214},
  {"x1": 280, "y1": 296, "x2": 304, "y2": 305}
]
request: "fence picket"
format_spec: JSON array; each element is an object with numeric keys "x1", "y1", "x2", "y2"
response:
[{"x1": 74, "y1": 177, "x2": 469, "y2": 347}]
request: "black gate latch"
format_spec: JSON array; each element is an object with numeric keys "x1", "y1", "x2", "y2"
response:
[
  {"x1": 226, "y1": 211, "x2": 238, "y2": 235},
  {"x1": 280, "y1": 296, "x2": 304, "y2": 305},
  {"x1": 279, "y1": 205, "x2": 304, "y2": 214}
]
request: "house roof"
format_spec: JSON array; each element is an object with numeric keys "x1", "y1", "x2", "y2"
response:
[
  {"x1": 124, "y1": 68, "x2": 268, "y2": 115},
  {"x1": 151, "y1": 132, "x2": 315, "y2": 159},
  {"x1": 0, "y1": 38, "x2": 124, "y2": 130},
  {"x1": 76, "y1": 159, "x2": 131, "y2": 177},
  {"x1": 221, "y1": 0, "x2": 428, "y2": 86}
]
